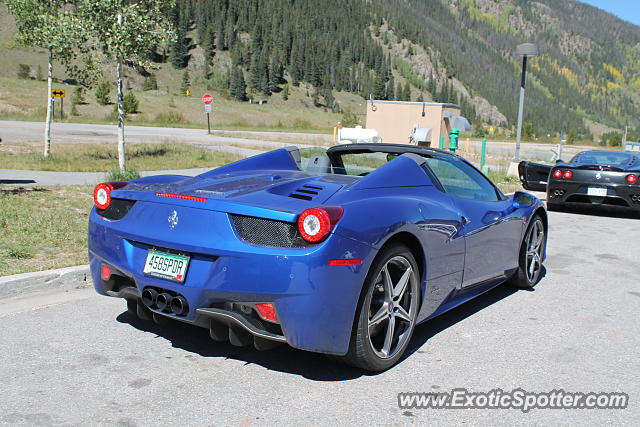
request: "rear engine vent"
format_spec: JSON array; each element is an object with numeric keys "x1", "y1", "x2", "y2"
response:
[
  {"x1": 96, "y1": 198, "x2": 136, "y2": 220},
  {"x1": 230, "y1": 215, "x2": 314, "y2": 248},
  {"x1": 288, "y1": 185, "x2": 323, "y2": 201}
]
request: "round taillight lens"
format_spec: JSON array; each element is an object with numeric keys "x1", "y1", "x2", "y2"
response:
[
  {"x1": 94, "y1": 182, "x2": 128, "y2": 210},
  {"x1": 298, "y1": 208, "x2": 331, "y2": 242},
  {"x1": 553, "y1": 170, "x2": 563, "y2": 178},
  {"x1": 94, "y1": 183, "x2": 112, "y2": 210},
  {"x1": 297, "y1": 206, "x2": 343, "y2": 243},
  {"x1": 626, "y1": 174, "x2": 638, "y2": 184},
  {"x1": 563, "y1": 170, "x2": 573, "y2": 179}
]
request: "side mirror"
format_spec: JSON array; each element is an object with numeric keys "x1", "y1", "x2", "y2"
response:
[{"x1": 512, "y1": 191, "x2": 535, "y2": 209}]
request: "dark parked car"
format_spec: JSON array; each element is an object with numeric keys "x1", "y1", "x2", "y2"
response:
[{"x1": 519, "y1": 150, "x2": 640, "y2": 212}]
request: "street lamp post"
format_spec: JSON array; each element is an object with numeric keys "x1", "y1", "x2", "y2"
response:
[{"x1": 513, "y1": 43, "x2": 539, "y2": 163}]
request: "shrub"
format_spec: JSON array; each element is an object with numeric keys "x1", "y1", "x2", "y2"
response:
[
  {"x1": 95, "y1": 81, "x2": 111, "y2": 105},
  {"x1": 340, "y1": 109, "x2": 360, "y2": 127},
  {"x1": 154, "y1": 111, "x2": 188, "y2": 124},
  {"x1": 123, "y1": 91, "x2": 139, "y2": 114},
  {"x1": 71, "y1": 87, "x2": 85, "y2": 105},
  {"x1": 17, "y1": 64, "x2": 31, "y2": 79},
  {"x1": 107, "y1": 169, "x2": 140, "y2": 181},
  {"x1": 143, "y1": 74, "x2": 158, "y2": 91}
]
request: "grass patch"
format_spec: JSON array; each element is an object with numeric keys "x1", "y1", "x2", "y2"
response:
[
  {"x1": 106, "y1": 169, "x2": 141, "y2": 181},
  {"x1": 0, "y1": 185, "x2": 93, "y2": 276},
  {"x1": 0, "y1": 142, "x2": 245, "y2": 172},
  {"x1": 486, "y1": 169, "x2": 523, "y2": 194}
]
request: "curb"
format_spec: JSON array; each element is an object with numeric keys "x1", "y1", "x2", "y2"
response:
[{"x1": 0, "y1": 265, "x2": 91, "y2": 298}]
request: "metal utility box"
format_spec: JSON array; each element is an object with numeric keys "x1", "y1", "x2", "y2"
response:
[{"x1": 365, "y1": 100, "x2": 462, "y2": 146}]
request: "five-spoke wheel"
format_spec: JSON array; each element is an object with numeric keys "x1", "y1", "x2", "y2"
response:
[
  {"x1": 344, "y1": 243, "x2": 419, "y2": 371},
  {"x1": 508, "y1": 214, "x2": 546, "y2": 289}
]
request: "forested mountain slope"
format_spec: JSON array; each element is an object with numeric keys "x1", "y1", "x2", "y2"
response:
[{"x1": 2, "y1": 0, "x2": 639, "y2": 138}]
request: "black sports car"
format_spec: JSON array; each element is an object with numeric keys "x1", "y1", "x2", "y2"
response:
[{"x1": 519, "y1": 150, "x2": 640, "y2": 212}]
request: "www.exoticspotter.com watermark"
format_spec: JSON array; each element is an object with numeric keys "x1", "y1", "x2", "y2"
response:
[{"x1": 398, "y1": 389, "x2": 628, "y2": 413}]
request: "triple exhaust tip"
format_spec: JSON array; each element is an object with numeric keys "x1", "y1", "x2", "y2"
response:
[{"x1": 141, "y1": 288, "x2": 189, "y2": 316}]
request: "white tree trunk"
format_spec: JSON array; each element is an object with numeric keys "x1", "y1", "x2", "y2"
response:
[
  {"x1": 44, "y1": 48, "x2": 53, "y2": 157},
  {"x1": 117, "y1": 58, "x2": 126, "y2": 172},
  {"x1": 116, "y1": 12, "x2": 126, "y2": 172}
]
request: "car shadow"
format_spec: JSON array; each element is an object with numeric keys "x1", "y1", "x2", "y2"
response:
[
  {"x1": 551, "y1": 203, "x2": 640, "y2": 219},
  {"x1": 116, "y1": 283, "x2": 529, "y2": 381}
]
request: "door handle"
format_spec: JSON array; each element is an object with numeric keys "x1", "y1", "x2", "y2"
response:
[{"x1": 460, "y1": 215, "x2": 470, "y2": 225}]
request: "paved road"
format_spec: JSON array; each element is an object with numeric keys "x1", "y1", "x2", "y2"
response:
[
  {"x1": 1, "y1": 120, "x2": 590, "y2": 160},
  {"x1": 0, "y1": 120, "x2": 322, "y2": 149},
  {"x1": 1, "y1": 208, "x2": 638, "y2": 426},
  {"x1": 0, "y1": 167, "x2": 215, "y2": 186}
]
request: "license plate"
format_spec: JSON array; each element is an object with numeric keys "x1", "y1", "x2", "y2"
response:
[
  {"x1": 587, "y1": 187, "x2": 607, "y2": 197},
  {"x1": 143, "y1": 249, "x2": 190, "y2": 283}
]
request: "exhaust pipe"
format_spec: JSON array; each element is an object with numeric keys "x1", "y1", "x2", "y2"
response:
[
  {"x1": 156, "y1": 293, "x2": 173, "y2": 312},
  {"x1": 141, "y1": 288, "x2": 159, "y2": 308},
  {"x1": 170, "y1": 296, "x2": 189, "y2": 316}
]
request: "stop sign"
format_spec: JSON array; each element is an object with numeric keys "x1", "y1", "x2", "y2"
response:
[{"x1": 201, "y1": 93, "x2": 213, "y2": 105}]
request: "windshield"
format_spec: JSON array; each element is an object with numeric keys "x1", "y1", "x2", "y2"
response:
[{"x1": 299, "y1": 147, "x2": 398, "y2": 176}]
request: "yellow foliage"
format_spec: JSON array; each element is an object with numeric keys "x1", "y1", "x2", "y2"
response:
[
  {"x1": 603, "y1": 63, "x2": 623, "y2": 81},
  {"x1": 607, "y1": 81, "x2": 620, "y2": 91},
  {"x1": 560, "y1": 67, "x2": 578, "y2": 85}
]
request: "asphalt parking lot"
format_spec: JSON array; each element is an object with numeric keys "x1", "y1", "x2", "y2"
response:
[{"x1": 0, "y1": 207, "x2": 638, "y2": 426}]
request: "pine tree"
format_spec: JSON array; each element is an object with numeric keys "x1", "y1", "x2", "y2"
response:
[
  {"x1": 72, "y1": 86, "x2": 85, "y2": 105},
  {"x1": 386, "y1": 74, "x2": 395, "y2": 100},
  {"x1": 203, "y1": 26, "x2": 216, "y2": 65},
  {"x1": 95, "y1": 81, "x2": 111, "y2": 105},
  {"x1": 268, "y1": 55, "x2": 282, "y2": 93},
  {"x1": 169, "y1": 25, "x2": 189, "y2": 69},
  {"x1": 402, "y1": 81, "x2": 411, "y2": 101},
  {"x1": 123, "y1": 91, "x2": 139, "y2": 114},
  {"x1": 395, "y1": 82, "x2": 403, "y2": 101},
  {"x1": 323, "y1": 87, "x2": 334, "y2": 110},
  {"x1": 143, "y1": 74, "x2": 158, "y2": 91},
  {"x1": 373, "y1": 75, "x2": 386, "y2": 99},
  {"x1": 180, "y1": 70, "x2": 190, "y2": 94},
  {"x1": 230, "y1": 67, "x2": 246, "y2": 101},
  {"x1": 428, "y1": 76, "x2": 436, "y2": 99},
  {"x1": 311, "y1": 86, "x2": 320, "y2": 107}
]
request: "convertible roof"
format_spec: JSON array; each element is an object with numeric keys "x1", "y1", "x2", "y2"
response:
[{"x1": 326, "y1": 143, "x2": 454, "y2": 158}]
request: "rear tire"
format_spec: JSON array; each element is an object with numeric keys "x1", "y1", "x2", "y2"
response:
[
  {"x1": 508, "y1": 215, "x2": 546, "y2": 290},
  {"x1": 342, "y1": 243, "x2": 420, "y2": 371}
]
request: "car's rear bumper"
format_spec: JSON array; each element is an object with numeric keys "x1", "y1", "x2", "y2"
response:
[
  {"x1": 547, "y1": 180, "x2": 640, "y2": 210},
  {"x1": 88, "y1": 208, "x2": 376, "y2": 355}
]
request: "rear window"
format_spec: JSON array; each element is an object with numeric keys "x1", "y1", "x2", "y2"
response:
[{"x1": 571, "y1": 151, "x2": 636, "y2": 168}]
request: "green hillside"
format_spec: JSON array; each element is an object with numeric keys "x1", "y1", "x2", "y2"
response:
[{"x1": 1, "y1": 0, "x2": 639, "y2": 139}]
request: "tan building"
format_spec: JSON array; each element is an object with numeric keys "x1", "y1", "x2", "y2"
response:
[{"x1": 365, "y1": 100, "x2": 462, "y2": 147}]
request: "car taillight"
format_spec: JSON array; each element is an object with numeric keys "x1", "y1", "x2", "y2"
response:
[
  {"x1": 100, "y1": 264, "x2": 112, "y2": 280},
  {"x1": 553, "y1": 169, "x2": 563, "y2": 178},
  {"x1": 255, "y1": 303, "x2": 278, "y2": 323},
  {"x1": 626, "y1": 174, "x2": 638, "y2": 184},
  {"x1": 297, "y1": 206, "x2": 344, "y2": 243},
  {"x1": 563, "y1": 170, "x2": 573, "y2": 179},
  {"x1": 94, "y1": 182, "x2": 128, "y2": 210}
]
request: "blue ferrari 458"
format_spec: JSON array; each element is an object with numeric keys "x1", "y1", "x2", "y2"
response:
[{"x1": 89, "y1": 143, "x2": 547, "y2": 371}]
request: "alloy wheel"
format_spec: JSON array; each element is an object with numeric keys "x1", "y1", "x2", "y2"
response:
[{"x1": 367, "y1": 256, "x2": 418, "y2": 359}]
